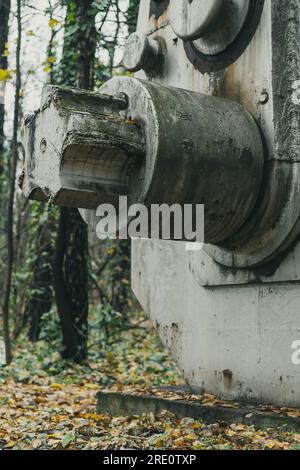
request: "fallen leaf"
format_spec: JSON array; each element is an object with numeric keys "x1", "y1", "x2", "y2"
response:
[{"x1": 61, "y1": 432, "x2": 75, "y2": 448}]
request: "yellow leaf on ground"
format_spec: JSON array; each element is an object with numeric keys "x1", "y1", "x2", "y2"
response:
[
  {"x1": 174, "y1": 438, "x2": 188, "y2": 447},
  {"x1": 50, "y1": 383, "x2": 63, "y2": 390},
  {"x1": 192, "y1": 422, "x2": 202, "y2": 429},
  {"x1": 5, "y1": 441, "x2": 15, "y2": 448},
  {"x1": 35, "y1": 397, "x2": 47, "y2": 403},
  {"x1": 170, "y1": 428, "x2": 181, "y2": 438},
  {"x1": 184, "y1": 433, "x2": 197, "y2": 440},
  {"x1": 266, "y1": 440, "x2": 285, "y2": 450},
  {"x1": 84, "y1": 383, "x2": 98, "y2": 390}
]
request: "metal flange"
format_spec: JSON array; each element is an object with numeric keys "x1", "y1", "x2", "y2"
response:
[{"x1": 169, "y1": 0, "x2": 265, "y2": 73}]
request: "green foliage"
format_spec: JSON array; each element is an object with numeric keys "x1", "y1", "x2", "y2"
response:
[
  {"x1": 127, "y1": 0, "x2": 140, "y2": 35},
  {"x1": 0, "y1": 309, "x2": 180, "y2": 389},
  {"x1": 10, "y1": 203, "x2": 58, "y2": 338},
  {"x1": 0, "y1": 0, "x2": 141, "y2": 352},
  {"x1": 93, "y1": 61, "x2": 111, "y2": 86},
  {"x1": 54, "y1": 1, "x2": 78, "y2": 87},
  {"x1": 39, "y1": 310, "x2": 62, "y2": 343},
  {"x1": 90, "y1": 239, "x2": 134, "y2": 320},
  {"x1": 97, "y1": 303, "x2": 125, "y2": 345}
]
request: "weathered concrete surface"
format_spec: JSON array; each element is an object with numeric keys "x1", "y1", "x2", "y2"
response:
[
  {"x1": 132, "y1": 239, "x2": 300, "y2": 407},
  {"x1": 97, "y1": 390, "x2": 300, "y2": 432},
  {"x1": 81, "y1": 76, "x2": 264, "y2": 244},
  {"x1": 131, "y1": 0, "x2": 300, "y2": 406}
]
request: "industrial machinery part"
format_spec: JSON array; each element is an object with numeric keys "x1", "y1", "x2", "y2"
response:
[
  {"x1": 139, "y1": 0, "x2": 265, "y2": 73},
  {"x1": 21, "y1": 0, "x2": 300, "y2": 269},
  {"x1": 122, "y1": 32, "x2": 164, "y2": 73},
  {"x1": 21, "y1": 77, "x2": 263, "y2": 244},
  {"x1": 170, "y1": 0, "x2": 252, "y2": 53},
  {"x1": 180, "y1": 0, "x2": 265, "y2": 73},
  {"x1": 21, "y1": 0, "x2": 300, "y2": 406}
]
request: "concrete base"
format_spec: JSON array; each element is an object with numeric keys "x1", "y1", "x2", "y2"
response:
[
  {"x1": 97, "y1": 389, "x2": 300, "y2": 432},
  {"x1": 132, "y1": 239, "x2": 300, "y2": 407}
]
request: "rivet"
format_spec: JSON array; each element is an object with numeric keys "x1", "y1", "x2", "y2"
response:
[
  {"x1": 40, "y1": 138, "x2": 47, "y2": 153},
  {"x1": 259, "y1": 90, "x2": 269, "y2": 105}
]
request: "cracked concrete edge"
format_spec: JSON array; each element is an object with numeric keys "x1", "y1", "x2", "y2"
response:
[{"x1": 96, "y1": 391, "x2": 300, "y2": 432}]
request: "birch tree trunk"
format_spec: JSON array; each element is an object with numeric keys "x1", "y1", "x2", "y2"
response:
[
  {"x1": 0, "y1": 0, "x2": 11, "y2": 159},
  {"x1": 2, "y1": 0, "x2": 21, "y2": 364}
]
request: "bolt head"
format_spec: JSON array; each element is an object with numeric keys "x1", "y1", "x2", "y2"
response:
[
  {"x1": 123, "y1": 32, "x2": 154, "y2": 72},
  {"x1": 259, "y1": 91, "x2": 269, "y2": 105},
  {"x1": 40, "y1": 138, "x2": 47, "y2": 153}
]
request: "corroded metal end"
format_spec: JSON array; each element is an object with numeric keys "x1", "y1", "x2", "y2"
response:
[
  {"x1": 20, "y1": 85, "x2": 145, "y2": 210},
  {"x1": 123, "y1": 32, "x2": 163, "y2": 73}
]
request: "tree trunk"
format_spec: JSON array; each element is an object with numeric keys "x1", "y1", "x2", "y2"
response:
[
  {"x1": 53, "y1": 208, "x2": 79, "y2": 359},
  {"x1": 27, "y1": 219, "x2": 54, "y2": 342},
  {"x1": 1, "y1": 0, "x2": 21, "y2": 364},
  {"x1": 25, "y1": 9, "x2": 60, "y2": 342},
  {"x1": 0, "y1": 0, "x2": 11, "y2": 158},
  {"x1": 106, "y1": 0, "x2": 140, "y2": 313},
  {"x1": 53, "y1": 0, "x2": 96, "y2": 361},
  {"x1": 127, "y1": 0, "x2": 140, "y2": 35}
]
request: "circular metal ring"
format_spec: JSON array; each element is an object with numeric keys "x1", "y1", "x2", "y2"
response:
[
  {"x1": 169, "y1": 0, "x2": 223, "y2": 42},
  {"x1": 184, "y1": 0, "x2": 265, "y2": 74}
]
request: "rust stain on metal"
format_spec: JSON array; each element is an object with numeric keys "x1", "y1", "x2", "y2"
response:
[
  {"x1": 149, "y1": 6, "x2": 169, "y2": 31},
  {"x1": 149, "y1": 0, "x2": 169, "y2": 21},
  {"x1": 223, "y1": 369, "x2": 233, "y2": 390},
  {"x1": 218, "y1": 62, "x2": 243, "y2": 103}
]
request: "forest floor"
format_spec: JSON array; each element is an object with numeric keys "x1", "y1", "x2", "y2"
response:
[{"x1": 1, "y1": 310, "x2": 300, "y2": 450}]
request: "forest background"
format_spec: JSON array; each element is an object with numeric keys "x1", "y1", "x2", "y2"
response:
[{"x1": 0, "y1": 0, "x2": 299, "y2": 451}]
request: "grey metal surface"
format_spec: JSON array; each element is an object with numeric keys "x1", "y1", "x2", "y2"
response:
[
  {"x1": 182, "y1": 0, "x2": 265, "y2": 73},
  {"x1": 169, "y1": 0, "x2": 224, "y2": 42}
]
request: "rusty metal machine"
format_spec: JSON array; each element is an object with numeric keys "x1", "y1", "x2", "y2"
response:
[{"x1": 21, "y1": 0, "x2": 300, "y2": 406}]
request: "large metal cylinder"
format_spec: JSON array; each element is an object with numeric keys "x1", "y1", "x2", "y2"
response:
[
  {"x1": 91, "y1": 77, "x2": 264, "y2": 243},
  {"x1": 21, "y1": 76, "x2": 264, "y2": 244}
]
